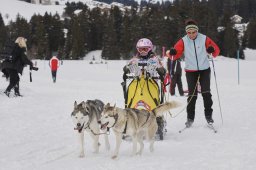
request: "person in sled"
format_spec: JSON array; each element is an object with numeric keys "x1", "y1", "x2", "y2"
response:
[
  {"x1": 1, "y1": 37, "x2": 38, "y2": 97},
  {"x1": 166, "y1": 19, "x2": 220, "y2": 127},
  {"x1": 122, "y1": 38, "x2": 166, "y2": 139},
  {"x1": 123, "y1": 38, "x2": 166, "y2": 81}
]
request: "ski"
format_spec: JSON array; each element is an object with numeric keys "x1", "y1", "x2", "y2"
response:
[
  {"x1": 179, "y1": 124, "x2": 217, "y2": 133},
  {"x1": 178, "y1": 126, "x2": 188, "y2": 133},
  {"x1": 207, "y1": 124, "x2": 218, "y2": 133}
]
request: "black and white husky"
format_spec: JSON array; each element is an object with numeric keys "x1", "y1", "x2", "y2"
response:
[
  {"x1": 71, "y1": 99, "x2": 110, "y2": 157},
  {"x1": 99, "y1": 101, "x2": 180, "y2": 159}
]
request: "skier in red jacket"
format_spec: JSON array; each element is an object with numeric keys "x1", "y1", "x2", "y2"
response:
[
  {"x1": 166, "y1": 19, "x2": 220, "y2": 128},
  {"x1": 49, "y1": 56, "x2": 59, "y2": 83}
]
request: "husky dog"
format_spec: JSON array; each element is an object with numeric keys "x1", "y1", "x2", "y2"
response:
[
  {"x1": 71, "y1": 99, "x2": 110, "y2": 157},
  {"x1": 99, "y1": 101, "x2": 179, "y2": 159}
]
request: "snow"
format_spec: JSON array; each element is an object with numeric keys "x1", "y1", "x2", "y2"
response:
[
  {"x1": 0, "y1": 0, "x2": 65, "y2": 25},
  {"x1": 244, "y1": 48, "x2": 256, "y2": 60},
  {"x1": 1, "y1": 51, "x2": 256, "y2": 170}
]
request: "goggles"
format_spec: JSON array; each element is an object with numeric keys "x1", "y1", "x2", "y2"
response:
[{"x1": 137, "y1": 47, "x2": 150, "y2": 54}]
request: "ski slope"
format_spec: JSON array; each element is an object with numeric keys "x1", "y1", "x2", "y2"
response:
[{"x1": 0, "y1": 51, "x2": 256, "y2": 170}]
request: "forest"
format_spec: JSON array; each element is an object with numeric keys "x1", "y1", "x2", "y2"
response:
[{"x1": 0, "y1": 0, "x2": 256, "y2": 60}]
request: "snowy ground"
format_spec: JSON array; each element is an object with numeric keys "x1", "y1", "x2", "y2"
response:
[{"x1": 0, "y1": 53, "x2": 256, "y2": 170}]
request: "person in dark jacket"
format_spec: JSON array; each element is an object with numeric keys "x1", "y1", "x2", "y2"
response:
[
  {"x1": 167, "y1": 58, "x2": 184, "y2": 96},
  {"x1": 1, "y1": 37, "x2": 37, "y2": 97},
  {"x1": 166, "y1": 19, "x2": 220, "y2": 127}
]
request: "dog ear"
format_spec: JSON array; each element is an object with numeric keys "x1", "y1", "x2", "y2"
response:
[
  {"x1": 74, "y1": 101, "x2": 78, "y2": 108},
  {"x1": 81, "y1": 101, "x2": 86, "y2": 108},
  {"x1": 105, "y1": 103, "x2": 110, "y2": 107}
]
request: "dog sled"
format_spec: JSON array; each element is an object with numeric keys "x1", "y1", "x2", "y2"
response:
[{"x1": 122, "y1": 58, "x2": 167, "y2": 140}]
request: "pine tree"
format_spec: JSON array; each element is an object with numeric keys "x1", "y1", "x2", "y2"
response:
[
  {"x1": 245, "y1": 17, "x2": 256, "y2": 49},
  {"x1": 9, "y1": 14, "x2": 30, "y2": 39},
  {"x1": 102, "y1": 7, "x2": 123, "y2": 60},
  {"x1": 78, "y1": 9, "x2": 90, "y2": 54},
  {"x1": 29, "y1": 14, "x2": 48, "y2": 59},
  {"x1": 49, "y1": 13, "x2": 65, "y2": 55},
  {"x1": 70, "y1": 16, "x2": 85, "y2": 59},
  {"x1": 222, "y1": 23, "x2": 239, "y2": 58},
  {"x1": 0, "y1": 13, "x2": 8, "y2": 54},
  {"x1": 120, "y1": 9, "x2": 133, "y2": 59},
  {"x1": 89, "y1": 7, "x2": 104, "y2": 51}
]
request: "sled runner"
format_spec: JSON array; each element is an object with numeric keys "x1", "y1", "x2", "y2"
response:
[{"x1": 122, "y1": 58, "x2": 167, "y2": 140}]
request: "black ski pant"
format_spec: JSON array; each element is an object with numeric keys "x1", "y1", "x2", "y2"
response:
[
  {"x1": 51, "y1": 70, "x2": 57, "y2": 81},
  {"x1": 170, "y1": 73, "x2": 184, "y2": 96},
  {"x1": 186, "y1": 68, "x2": 213, "y2": 121},
  {"x1": 6, "y1": 69, "x2": 20, "y2": 93}
]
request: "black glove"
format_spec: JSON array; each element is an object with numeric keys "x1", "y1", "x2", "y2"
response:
[
  {"x1": 156, "y1": 67, "x2": 166, "y2": 77},
  {"x1": 33, "y1": 67, "x2": 39, "y2": 71},
  {"x1": 30, "y1": 66, "x2": 39, "y2": 71},
  {"x1": 123, "y1": 66, "x2": 130, "y2": 74},
  {"x1": 169, "y1": 48, "x2": 177, "y2": 55},
  {"x1": 207, "y1": 46, "x2": 215, "y2": 53}
]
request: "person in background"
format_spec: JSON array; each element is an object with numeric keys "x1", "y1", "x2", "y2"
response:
[
  {"x1": 1, "y1": 37, "x2": 38, "y2": 97},
  {"x1": 49, "y1": 56, "x2": 59, "y2": 83},
  {"x1": 167, "y1": 58, "x2": 184, "y2": 96},
  {"x1": 166, "y1": 19, "x2": 220, "y2": 127}
]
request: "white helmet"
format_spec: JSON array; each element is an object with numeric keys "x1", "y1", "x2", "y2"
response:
[{"x1": 136, "y1": 38, "x2": 153, "y2": 56}]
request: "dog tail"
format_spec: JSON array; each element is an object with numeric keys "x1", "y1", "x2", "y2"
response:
[{"x1": 152, "y1": 101, "x2": 180, "y2": 117}]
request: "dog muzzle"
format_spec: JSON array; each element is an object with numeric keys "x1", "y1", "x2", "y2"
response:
[
  {"x1": 74, "y1": 123, "x2": 85, "y2": 133},
  {"x1": 100, "y1": 122, "x2": 109, "y2": 130}
]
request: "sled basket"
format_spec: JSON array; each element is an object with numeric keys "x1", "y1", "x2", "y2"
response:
[{"x1": 125, "y1": 75, "x2": 163, "y2": 111}]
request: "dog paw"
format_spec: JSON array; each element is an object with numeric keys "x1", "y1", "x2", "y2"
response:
[
  {"x1": 136, "y1": 151, "x2": 142, "y2": 155},
  {"x1": 79, "y1": 153, "x2": 85, "y2": 158},
  {"x1": 111, "y1": 155, "x2": 117, "y2": 159}
]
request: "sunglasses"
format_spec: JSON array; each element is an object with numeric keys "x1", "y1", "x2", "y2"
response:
[{"x1": 187, "y1": 31, "x2": 197, "y2": 35}]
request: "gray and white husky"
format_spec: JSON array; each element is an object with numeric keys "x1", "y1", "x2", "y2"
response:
[
  {"x1": 99, "y1": 101, "x2": 180, "y2": 159},
  {"x1": 71, "y1": 99, "x2": 110, "y2": 157}
]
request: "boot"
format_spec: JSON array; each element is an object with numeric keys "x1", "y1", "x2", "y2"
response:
[
  {"x1": 206, "y1": 117, "x2": 214, "y2": 125},
  {"x1": 185, "y1": 119, "x2": 194, "y2": 128},
  {"x1": 4, "y1": 90, "x2": 10, "y2": 97},
  {"x1": 14, "y1": 84, "x2": 22, "y2": 97}
]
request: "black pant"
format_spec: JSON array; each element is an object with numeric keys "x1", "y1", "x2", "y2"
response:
[
  {"x1": 51, "y1": 70, "x2": 57, "y2": 82},
  {"x1": 186, "y1": 68, "x2": 213, "y2": 120},
  {"x1": 170, "y1": 73, "x2": 184, "y2": 95},
  {"x1": 6, "y1": 69, "x2": 20, "y2": 93},
  {"x1": 51, "y1": 70, "x2": 57, "y2": 78}
]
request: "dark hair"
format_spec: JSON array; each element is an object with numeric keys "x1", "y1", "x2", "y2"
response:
[{"x1": 185, "y1": 19, "x2": 198, "y2": 26}]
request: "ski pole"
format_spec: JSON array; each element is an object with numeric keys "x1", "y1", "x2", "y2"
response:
[
  {"x1": 29, "y1": 70, "x2": 32, "y2": 82},
  {"x1": 210, "y1": 54, "x2": 223, "y2": 125},
  {"x1": 169, "y1": 55, "x2": 174, "y2": 96}
]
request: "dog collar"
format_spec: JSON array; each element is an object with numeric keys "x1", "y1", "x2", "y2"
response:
[{"x1": 110, "y1": 114, "x2": 119, "y2": 128}]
